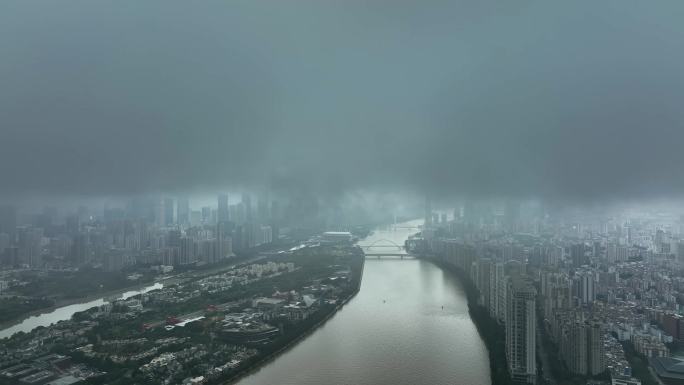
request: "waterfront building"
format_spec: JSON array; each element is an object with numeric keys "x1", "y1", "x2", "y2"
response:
[
  {"x1": 322, "y1": 232, "x2": 353, "y2": 244},
  {"x1": 506, "y1": 278, "x2": 537, "y2": 384},
  {"x1": 488, "y1": 262, "x2": 505, "y2": 320},
  {"x1": 477, "y1": 259, "x2": 492, "y2": 307},
  {"x1": 496, "y1": 263, "x2": 507, "y2": 323}
]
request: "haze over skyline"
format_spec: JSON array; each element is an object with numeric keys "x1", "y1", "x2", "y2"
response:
[
  {"x1": 2, "y1": 1, "x2": 684, "y2": 205},
  {"x1": 6, "y1": 3, "x2": 684, "y2": 385}
]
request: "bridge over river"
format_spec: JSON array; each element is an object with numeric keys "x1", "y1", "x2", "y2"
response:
[{"x1": 357, "y1": 238, "x2": 412, "y2": 258}]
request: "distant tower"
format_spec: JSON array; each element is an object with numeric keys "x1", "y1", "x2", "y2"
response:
[
  {"x1": 242, "y1": 193, "x2": 253, "y2": 224},
  {"x1": 201, "y1": 206, "x2": 211, "y2": 224},
  {"x1": 218, "y1": 194, "x2": 229, "y2": 223},
  {"x1": 424, "y1": 195, "x2": 432, "y2": 228},
  {"x1": 177, "y1": 197, "x2": 190, "y2": 225},
  {"x1": 164, "y1": 197, "x2": 175, "y2": 226},
  {"x1": 216, "y1": 221, "x2": 227, "y2": 260},
  {"x1": 155, "y1": 198, "x2": 165, "y2": 227}
]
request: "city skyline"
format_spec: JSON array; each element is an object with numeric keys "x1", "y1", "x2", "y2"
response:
[{"x1": 4, "y1": 1, "x2": 684, "y2": 385}]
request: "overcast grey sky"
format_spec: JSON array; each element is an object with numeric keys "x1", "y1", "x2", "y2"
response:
[{"x1": 2, "y1": 1, "x2": 684, "y2": 203}]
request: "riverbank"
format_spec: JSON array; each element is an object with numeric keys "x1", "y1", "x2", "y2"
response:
[
  {"x1": 226, "y1": 254, "x2": 365, "y2": 384},
  {"x1": 231, "y1": 221, "x2": 491, "y2": 385},
  {"x1": 428, "y1": 257, "x2": 514, "y2": 385},
  {"x1": 0, "y1": 246, "x2": 367, "y2": 384},
  {"x1": 0, "y1": 278, "x2": 162, "y2": 333},
  {"x1": 0, "y1": 255, "x2": 269, "y2": 336}
]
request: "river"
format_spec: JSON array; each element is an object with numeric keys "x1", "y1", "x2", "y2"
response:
[
  {"x1": 0, "y1": 282, "x2": 163, "y2": 339},
  {"x1": 0, "y1": 255, "x2": 268, "y2": 340},
  {"x1": 238, "y1": 220, "x2": 491, "y2": 385},
  {"x1": 0, "y1": 220, "x2": 492, "y2": 384}
]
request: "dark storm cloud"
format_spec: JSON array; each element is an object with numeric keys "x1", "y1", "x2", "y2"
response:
[{"x1": 1, "y1": 0, "x2": 684, "y2": 201}]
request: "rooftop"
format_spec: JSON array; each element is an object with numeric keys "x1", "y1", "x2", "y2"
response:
[{"x1": 650, "y1": 357, "x2": 684, "y2": 379}]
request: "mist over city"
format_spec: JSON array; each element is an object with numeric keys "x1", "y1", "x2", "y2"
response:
[{"x1": 2, "y1": 1, "x2": 684, "y2": 385}]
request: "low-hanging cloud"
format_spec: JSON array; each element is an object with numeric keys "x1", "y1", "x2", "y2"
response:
[{"x1": 2, "y1": 0, "x2": 684, "y2": 202}]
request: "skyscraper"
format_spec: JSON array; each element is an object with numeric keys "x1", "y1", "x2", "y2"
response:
[
  {"x1": 563, "y1": 320, "x2": 588, "y2": 375},
  {"x1": 489, "y1": 262, "x2": 505, "y2": 322},
  {"x1": 506, "y1": 278, "x2": 537, "y2": 384},
  {"x1": 155, "y1": 198, "x2": 165, "y2": 227},
  {"x1": 70, "y1": 233, "x2": 89, "y2": 265},
  {"x1": 257, "y1": 192, "x2": 270, "y2": 223},
  {"x1": 179, "y1": 237, "x2": 195, "y2": 265},
  {"x1": 572, "y1": 270, "x2": 596, "y2": 305},
  {"x1": 164, "y1": 197, "x2": 175, "y2": 226},
  {"x1": 201, "y1": 206, "x2": 211, "y2": 224},
  {"x1": 606, "y1": 243, "x2": 617, "y2": 263},
  {"x1": 242, "y1": 193, "x2": 252, "y2": 224},
  {"x1": 218, "y1": 194, "x2": 229, "y2": 223},
  {"x1": 424, "y1": 195, "x2": 432, "y2": 228},
  {"x1": 587, "y1": 321, "x2": 605, "y2": 375},
  {"x1": 571, "y1": 244, "x2": 587, "y2": 267},
  {"x1": 561, "y1": 318, "x2": 605, "y2": 376},
  {"x1": 477, "y1": 259, "x2": 492, "y2": 307},
  {"x1": 177, "y1": 197, "x2": 190, "y2": 225},
  {"x1": 18, "y1": 226, "x2": 43, "y2": 268},
  {"x1": 216, "y1": 221, "x2": 226, "y2": 260}
]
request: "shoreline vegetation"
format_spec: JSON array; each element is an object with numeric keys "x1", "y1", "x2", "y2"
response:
[{"x1": 0, "y1": 297, "x2": 55, "y2": 326}]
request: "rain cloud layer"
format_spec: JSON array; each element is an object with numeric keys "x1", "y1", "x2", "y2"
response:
[{"x1": 2, "y1": 1, "x2": 684, "y2": 203}]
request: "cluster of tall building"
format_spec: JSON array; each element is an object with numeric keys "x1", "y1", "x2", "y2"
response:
[
  {"x1": 0, "y1": 194, "x2": 280, "y2": 271},
  {"x1": 422, "y1": 201, "x2": 684, "y2": 385},
  {"x1": 432, "y1": 240, "x2": 538, "y2": 384},
  {"x1": 559, "y1": 316, "x2": 604, "y2": 376}
]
